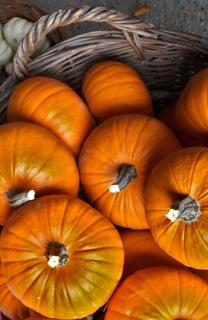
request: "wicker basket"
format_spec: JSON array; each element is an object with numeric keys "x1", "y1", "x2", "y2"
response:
[
  {"x1": 0, "y1": 0, "x2": 63, "y2": 80},
  {"x1": 0, "y1": 5, "x2": 208, "y2": 121}
]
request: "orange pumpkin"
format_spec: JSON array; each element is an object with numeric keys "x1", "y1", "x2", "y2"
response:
[
  {"x1": 82, "y1": 60, "x2": 153, "y2": 121},
  {"x1": 121, "y1": 230, "x2": 182, "y2": 279},
  {"x1": 145, "y1": 147, "x2": 208, "y2": 269},
  {"x1": 105, "y1": 267, "x2": 208, "y2": 319},
  {"x1": 1, "y1": 195, "x2": 124, "y2": 319},
  {"x1": 8, "y1": 76, "x2": 94, "y2": 156},
  {"x1": 0, "y1": 260, "x2": 30, "y2": 320},
  {"x1": 121, "y1": 230, "x2": 208, "y2": 284},
  {"x1": 159, "y1": 104, "x2": 207, "y2": 147},
  {"x1": 0, "y1": 122, "x2": 79, "y2": 224},
  {"x1": 26, "y1": 317, "x2": 48, "y2": 320},
  {"x1": 174, "y1": 68, "x2": 208, "y2": 146},
  {"x1": 27, "y1": 315, "x2": 93, "y2": 320},
  {"x1": 79, "y1": 114, "x2": 181, "y2": 229}
]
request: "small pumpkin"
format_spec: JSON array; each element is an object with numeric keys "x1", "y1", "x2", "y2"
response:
[
  {"x1": 145, "y1": 147, "x2": 208, "y2": 269},
  {"x1": 174, "y1": 68, "x2": 208, "y2": 146},
  {"x1": 0, "y1": 259, "x2": 30, "y2": 320},
  {"x1": 0, "y1": 122, "x2": 79, "y2": 225},
  {"x1": 105, "y1": 267, "x2": 208, "y2": 319},
  {"x1": 1, "y1": 195, "x2": 124, "y2": 319},
  {"x1": 79, "y1": 114, "x2": 181, "y2": 229},
  {"x1": 121, "y1": 230, "x2": 182, "y2": 279},
  {"x1": 82, "y1": 60, "x2": 153, "y2": 121},
  {"x1": 8, "y1": 76, "x2": 94, "y2": 156}
]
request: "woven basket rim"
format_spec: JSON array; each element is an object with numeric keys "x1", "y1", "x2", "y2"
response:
[{"x1": 0, "y1": 4, "x2": 207, "y2": 121}]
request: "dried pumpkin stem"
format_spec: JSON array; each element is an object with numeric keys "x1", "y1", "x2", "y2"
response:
[
  {"x1": 46, "y1": 242, "x2": 69, "y2": 268},
  {"x1": 109, "y1": 164, "x2": 137, "y2": 193},
  {"x1": 7, "y1": 189, "x2": 35, "y2": 207},
  {"x1": 166, "y1": 195, "x2": 200, "y2": 223}
]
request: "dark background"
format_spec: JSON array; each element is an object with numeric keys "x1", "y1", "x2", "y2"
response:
[{"x1": 31, "y1": 0, "x2": 207, "y2": 36}]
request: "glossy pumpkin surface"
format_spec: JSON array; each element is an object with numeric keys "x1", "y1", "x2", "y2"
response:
[
  {"x1": 82, "y1": 60, "x2": 153, "y2": 121},
  {"x1": 121, "y1": 230, "x2": 181, "y2": 279},
  {"x1": 105, "y1": 267, "x2": 208, "y2": 319},
  {"x1": 1, "y1": 195, "x2": 124, "y2": 319},
  {"x1": 0, "y1": 122, "x2": 79, "y2": 224},
  {"x1": 79, "y1": 114, "x2": 181, "y2": 229},
  {"x1": 174, "y1": 68, "x2": 208, "y2": 146},
  {"x1": 145, "y1": 147, "x2": 208, "y2": 269},
  {"x1": 0, "y1": 260, "x2": 30, "y2": 320},
  {"x1": 8, "y1": 76, "x2": 94, "y2": 156}
]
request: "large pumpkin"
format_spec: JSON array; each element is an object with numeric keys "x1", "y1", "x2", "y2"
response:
[
  {"x1": 0, "y1": 260, "x2": 30, "y2": 320},
  {"x1": 121, "y1": 230, "x2": 182, "y2": 279},
  {"x1": 105, "y1": 267, "x2": 208, "y2": 319},
  {"x1": 174, "y1": 68, "x2": 208, "y2": 146},
  {"x1": 82, "y1": 60, "x2": 153, "y2": 121},
  {"x1": 0, "y1": 122, "x2": 79, "y2": 224},
  {"x1": 8, "y1": 76, "x2": 94, "y2": 156},
  {"x1": 145, "y1": 147, "x2": 208, "y2": 269},
  {"x1": 79, "y1": 114, "x2": 181, "y2": 229},
  {"x1": 0, "y1": 195, "x2": 124, "y2": 319}
]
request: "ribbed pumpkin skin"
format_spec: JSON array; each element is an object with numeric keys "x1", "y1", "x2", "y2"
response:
[
  {"x1": 0, "y1": 195, "x2": 124, "y2": 319},
  {"x1": 174, "y1": 68, "x2": 208, "y2": 146},
  {"x1": 8, "y1": 76, "x2": 94, "y2": 156},
  {"x1": 159, "y1": 105, "x2": 207, "y2": 147},
  {"x1": 121, "y1": 230, "x2": 181, "y2": 279},
  {"x1": 82, "y1": 60, "x2": 153, "y2": 121},
  {"x1": 105, "y1": 267, "x2": 208, "y2": 320},
  {"x1": 0, "y1": 260, "x2": 30, "y2": 320},
  {"x1": 0, "y1": 122, "x2": 79, "y2": 225},
  {"x1": 145, "y1": 147, "x2": 208, "y2": 269},
  {"x1": 79, "y1": 114, "x2": 181, "y2": 229}
]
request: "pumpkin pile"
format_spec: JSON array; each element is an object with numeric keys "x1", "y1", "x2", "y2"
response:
[{"x1": 0, "y1": 60, "x2": 208, "y2": 320}]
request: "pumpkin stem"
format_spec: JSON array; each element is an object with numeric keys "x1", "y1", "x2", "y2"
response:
[
  {"x1": 166, "y1": 195, "x2": 200, "y2": 223},
  {"x1": 109, "y1": 164, "x2": 137, "y2": 193},
  {"x1": 46, "y1": 242, "x2": 69, "y2": 268},
  {"x1": 7, "y1": 189, "x2": 35, "y2": 207}
]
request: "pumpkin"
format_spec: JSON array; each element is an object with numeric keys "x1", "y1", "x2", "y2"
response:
[
  {"x1": 27, "y1": 314, "x2": 93, "y2": 320},
  {"x1": 82, "y1": 60, "x2": 153, "y2": 121},
  {"x1": 174, "y1": 68, "x2": 208, "y2": 146},
  {"x1": 105, "y1": 267, "x2": 208, "y2": 319},
  {"x1": 121, "y1": 230, "x2": 182, "y2": 279},
  {"x1": 0, "y1": 122, "x2": 79, "y2": 225},
  {"x1": 0, "y1": 195, "x2": 124, "y2": 319},
  {"x1": 159, "y1": 105, "x2": 207, "y2": 147},
  {"x1": 145, "y1": 147, "x2": 208, "y2": 269},
  {"x1": 79, "y1": 114, "x2": 181, "y2": 229},
  {"x1": 8, "y1": 76, "x2": 94, "y2": 156},
  {"x1": 0, "y1": 259, "x2": 30, "y2": 320}
]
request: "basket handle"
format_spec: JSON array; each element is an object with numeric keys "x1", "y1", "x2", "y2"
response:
[{"x1": 12, "y1": 6, "x2": 153, "y2": 80}]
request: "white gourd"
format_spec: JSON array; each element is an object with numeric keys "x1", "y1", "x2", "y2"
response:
[
  {"x1": 0, "y1": 24, "x2": 13, "y2": 68},
  {"x1": 3, "y1": 17, "x2": 51, "y2": 54},
  {"x1": 5, "y1": 61, "x2": 13, "y2": 75}
]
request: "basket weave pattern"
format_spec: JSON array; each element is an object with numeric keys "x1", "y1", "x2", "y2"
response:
[{"x1": 0, "y1": 5, "x2": 208, "y2": 120}]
